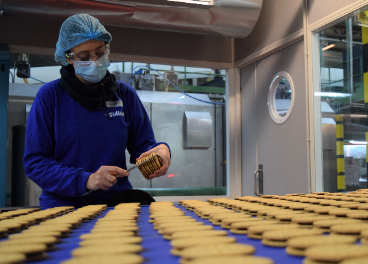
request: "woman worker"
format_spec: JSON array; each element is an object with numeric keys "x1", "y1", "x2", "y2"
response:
[{"x1": 23, "y1": 14, "x2": 171, "y2": 209}]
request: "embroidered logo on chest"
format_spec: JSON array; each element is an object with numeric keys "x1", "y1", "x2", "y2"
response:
[{"x1": 109, "y1": 110, "x2": 124, "y2": 118}]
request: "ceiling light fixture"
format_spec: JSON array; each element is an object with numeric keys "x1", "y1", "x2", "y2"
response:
[
  {"x1": 314, "y1": 92, "x2": 351, "y2": 97},
  {"x1": 322, "y1": 44, "x2": 335, "y2": 51},
  {"x1": 349, "y1": 140, "x2": 368, "y2": 145},
  {"x1": 167, "y1": 0, "x2": 214, "y2": 6}
]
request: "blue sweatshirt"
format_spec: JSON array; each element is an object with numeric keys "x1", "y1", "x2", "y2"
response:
[{"x1": 24, "y1": 79, "x2": 167, "y2": 209}]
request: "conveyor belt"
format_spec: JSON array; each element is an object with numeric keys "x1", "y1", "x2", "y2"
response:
[{"x1": 0, "y1": 204, "x2": 306, "y2": 264}]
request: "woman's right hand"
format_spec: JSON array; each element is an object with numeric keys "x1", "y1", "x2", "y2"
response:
[{"x1": 86, "y1": 166, "x2": 129, "y2": 191}]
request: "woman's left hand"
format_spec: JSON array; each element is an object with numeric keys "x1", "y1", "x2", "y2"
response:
[{"x1": 137, "y1": 144, "x2": 171, "y2": 180}]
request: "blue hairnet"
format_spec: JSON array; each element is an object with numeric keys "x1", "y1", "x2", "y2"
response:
[{"x1": 55, "y1": 14, "x2": 112, "y2": 66}]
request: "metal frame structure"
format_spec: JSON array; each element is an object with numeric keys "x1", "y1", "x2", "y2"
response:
[
  {"x1": 306, "y1": 0, "x2": 368, "y2": 192},
  {"x1": 0, "y1": 44, "x2": 10, "y2": 207}
]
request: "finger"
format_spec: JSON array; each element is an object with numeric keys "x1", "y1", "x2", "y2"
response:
[
  {"x1": 111, "y1": 170, "x2": 130, "y2": 178},
  {"x1": 108, "y1": 166, "x2": 128, "y2": 176},
  {"x1": 155, "y1": 166, "x2": 168, "y2": 176},
  {"x1": 101, "y1": 180, "x2": 114, "y2": 190},
  {"x1": 137, "y1": 152, "x2": 149, "y2": 161},
  {"x1": 148, "y1": 165, "x2": 168, "y2": 179}
]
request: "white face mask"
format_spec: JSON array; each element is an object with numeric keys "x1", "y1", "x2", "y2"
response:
[{"x1": 72, "y1": 53, "x2": 110, "y2": 83}]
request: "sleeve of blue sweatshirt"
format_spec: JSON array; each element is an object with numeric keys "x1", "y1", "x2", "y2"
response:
[
  {"x1": 23, "y1": 83, "x2": 91, "y2": 197},
  {"x1": 123, "y1": 84, "x2": 171, "y2": 164}
]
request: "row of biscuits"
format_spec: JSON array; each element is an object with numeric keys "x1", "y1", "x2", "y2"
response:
[
  {"x1": 152, "y1": 200, "x2": 275, "y2": 264},
  {"x1": 206, "y1": 191, "x2": 368, "y2": 264},
  {"x1": 62, "y1": 203, "x2": 144, "y2": 264},
  {"x1": 0, "y1": 205, "x2": 105, "y2": 264}
]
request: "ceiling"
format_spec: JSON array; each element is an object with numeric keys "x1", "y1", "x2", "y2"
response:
[{"x1": 1, "y1": 0, "x2": 263, "y2": 38}]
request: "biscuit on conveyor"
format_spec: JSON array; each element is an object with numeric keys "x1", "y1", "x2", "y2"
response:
[
  {"x1": 94, "y1": 222, "x2": 137, "y2": 228},
  {"x1": 288, "y1": 203, "x2": 314, "y2": 211},
  {"x1": 91, "y1": 226, "x2": 139, "y2": 233},
  {"x1": 0, "y1": 221, "x2": 22, "y2": 234},
  {"x1": 263, "y1": 210, "x2": 303, "y2": 218},
  {"x1": 106, "y1": 211, "x2": 138, "y2": 218},
  {"x1": 98, "y1": 216, "x2": 136, "y2": 222},
  {"x1": 340, "y1": 203, "x2": 362, "y2": 209},
  {"x1": 275, "y1": 213, "x2": 315, "y2": 223},
  {"x1": 170, "y1": 230, "x2": 228, "y2": 240},
  {"x1": 61, "y1": 254, "x2": 143, "y2": 264},
  {"x1": 346, "y1": 211, "x2": 368, "y2": 220},
  {"x1": 170, "y1": 236, "x2": 236, "y2": 256},
  {"x1": 0, "y1": 227, "x2": 8, "y2": 239},
  {"x1": 0, "y1": 253, "x2": 26, "y2": 264},
  {"x1": 262, "y1": 228, "x2": 324, "y2": 247},
  {"x1": 40, "y1": 218, "x2": 81, "y2": 228},
  {"x1": 200, "y1": 209, "x2": 234, "y2": 219},
  {"x1": 179, "y1": 243, "x2": 256, "y2": 264},
  {"x1": 230, "y1": 220, "x2": 279, "y2": 234},
  {"x1": 79, "y1": 236, "x2": 142, "y2": 247},
  {"x1": 72, "y1": 244, "x2": 143, "y2": 257},
  {"x1": 153, "y1": 216, "x2": 193, "y2": 224},
  {"x1": 312, "y1": 206, "x2": 336, "y2": 215},
  {"x1": 285, "y1": 234, "x2": 357, "y2": 256},
  {"x1": 291, "y1": 215, "x2": 336, "y2": 228},
  {"x1": 149, "y1": 215, "x2": 191, "y2": 223},
  {"x1": 330, "y1": 223, "x2": 368, "y2": 238},
  {"x1": 157, "y1": 222, "x2": 204, "y2": 233},
  {"x1": 3, "y1": 219, "x2": 31, "y2": 230},
  {"x1": 221, "y1": 217, "x2": 261, "y2": 229},
  {"x1": 248, "y1": 224, "x2": 300, "y2": 239},
  {"x1": 247, "y1": 206, "x2": 277, "y2": 216},
  {"x1": 327, "y1": 208, "x2": 354, "y2": 217},
  {"x1": 301, "y1": 205, "x2": 323, "y2": 213},
  {"x1": 313, "y1": 218, "x2": 362, "y2": 232},
  {"x1": 179, "y1": 255, "x2": 274, "y2": 264},
  {"x1": 0, "y1": 243, "x2": 47, "y2": 262},
  {"x1": 210, "y1": 213, "x2": 251, "y2": 225},
  {"x1": 256, "y1": 209, "x2": 283, "y2": 218},
  {"x1": 9, "y1": 231, "x2": 62, "y2": 242},
  {"x1": 80, "y1": 232, "x2": 135, "y2": 240},
  {"x1": 340, "y1": 256, "x2": 368, "y2": 264},
  {"x1": 361, "y1": 229, "x2": 368, "y2": 244},
  {"x1": 304, "y1": 244, "x2": 368, "y2": 264},
  {"x1": 24, "y1": 225, "x2": 71, "y2": 238},
  {"x1": 0, "y1": 236, "x2": 59, "y2": 251},
  {"x1": 163, "y1": 225, "x2": 214, "y2": 240}
]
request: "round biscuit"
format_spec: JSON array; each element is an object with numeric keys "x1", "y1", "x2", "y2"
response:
[
  {"x1": 313, "y1": 218, "x2": 362, "y2": 229},
  {"x1": 262, "y1": 228, "x2": 324, "y2": 241},
  {"x1": 61, "y1": 254, "x2": 143, "y2": 264},
  {"x1": 340, "y1": 256, "x2": 368, "y2": 264},
  {"x1": 72, "y1": 244, "x2": 142, "y2": 257},
  {"x1": 330, "y1": 223, "x2": 368, "y2": 236},
  {"x1": 180, "y1": 243, "x2": 255, "y2": 261},
  {"x1": 171, "y1": 236, "x2": 235, "y2": 251},
  {"x1": 287, "y1": 234, "x2": 356, "y2": 249},
  {"x1": 170, "y1": 230, "x2": 228, "y2": 240},
  {"x1": 0, "y1": 253, "x2": 26, "y2": 264},
  {"x1": 347, "y1": 211, "x2": 368, "y2": 220},
  {"x1": 305, "y1": 244, "x2": 368, "y2": 262},
  {"x1": 80, "y1": 232, "x2": 135, "y2": 240},
  {"x1": 79, "y1": 236, "x2": 142, "y2": 246}
]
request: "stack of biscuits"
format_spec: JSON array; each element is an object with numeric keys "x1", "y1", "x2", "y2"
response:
[{"x1": 136, "y1": 152, "x2": 162, "y2": 180}]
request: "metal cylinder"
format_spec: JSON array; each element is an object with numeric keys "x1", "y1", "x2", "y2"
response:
[{"x1": 11, "y1": 124, "x2": 27, "y2": 206}]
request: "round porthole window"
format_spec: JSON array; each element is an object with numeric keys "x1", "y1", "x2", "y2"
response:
[{"x1": 267, "y1": 71, "x2": 295, "y2": 124}]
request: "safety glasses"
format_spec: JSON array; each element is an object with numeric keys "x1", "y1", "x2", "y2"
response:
[{"x1": 65, "y1": 44, "x2": 110, "y2": 61}]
